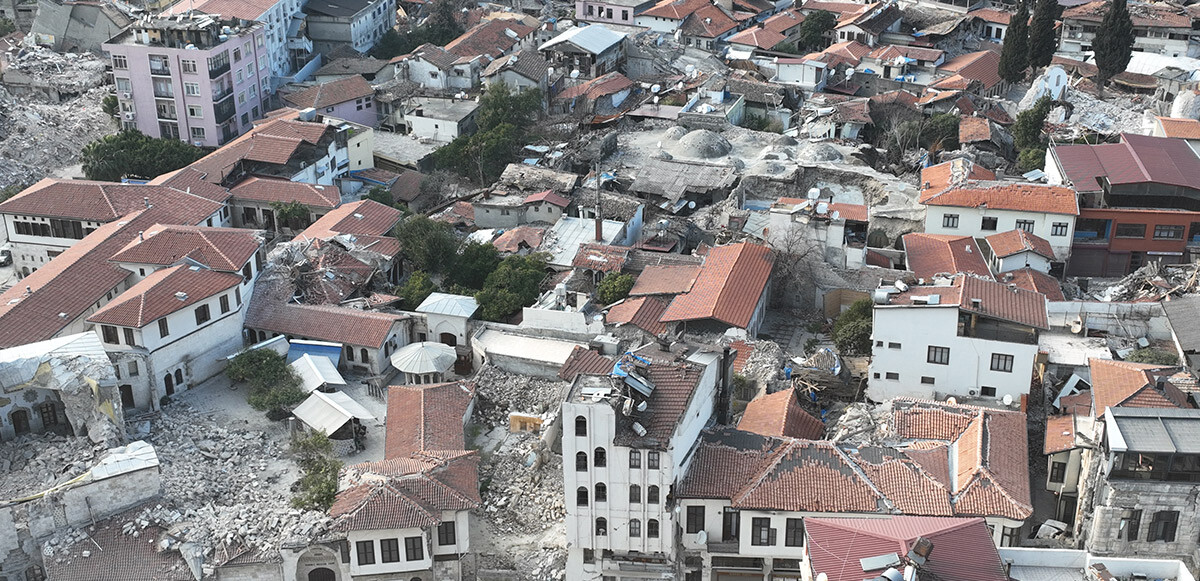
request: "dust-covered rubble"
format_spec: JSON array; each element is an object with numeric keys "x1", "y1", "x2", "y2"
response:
[
  {"x1": 0, "y1": 434, "x2": 102, "y2": 500},
  {"x1": 472, "y1": 365, "x2": 570, "y2": 425}
]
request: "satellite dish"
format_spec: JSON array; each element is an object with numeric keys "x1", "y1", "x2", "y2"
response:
[
  {"x1": 571, "y1": 69, "x2": 581, "y2": 78},
  {"x1": 806, "y1": 187, "x2": 820, "y2": 199},
  {"x1": 1002, "y1": 394, "x2": 1014, "y2": 406},
  {"x1": 636, "y1": 400, "x2": 647, "y2": 412},
  {"x1": 831, "y1": 210, "x2": 840, "y2": 221},
  {"x1": 815, "y1": 202, "x2": 829, "y2": 214},
  {"x1": 695, "y1": 530, "x2": 708, "y2": 544},
  {"x1": 651, "y1": 84, "x2": 661, "y2": 93},
  {"x1": 688, "y1": 200, "x2": 697, "y2": 209}
]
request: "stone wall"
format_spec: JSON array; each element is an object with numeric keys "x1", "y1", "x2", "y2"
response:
[
  {"x1": 1087, "y1": 478, "x2": 1200, "y2": 559},
  {"x1": 26, "y1": 465, "x2": 162, "y2": 539}
]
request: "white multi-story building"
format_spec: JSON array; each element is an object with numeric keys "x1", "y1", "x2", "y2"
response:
[
  {"x1": 561, "y1": 349, "x2": 722, "y2": 581},
  {"x1": 305, "y1": 0, "x2": 397, "y2": 55},
  {"x1": 869, "y1": 275, "x2": 1049, "y2": 403}
]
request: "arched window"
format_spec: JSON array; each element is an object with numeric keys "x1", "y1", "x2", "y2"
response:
[
  {"x1": 346, "y1": 345, "x2": 354, "y2": 361},
  {"x1": 648, "y1": 519, "x2": 660, "y2": 538},
  {"x1": 576, "y1": 451, "x2": 588, "y2": 471},
  {"x1": 630, "y1": 518, "x2": 641, "y2": 537},
  {"x1": 596, "y1": 518, "x2": 607, "y2": 536},
  {"x1": 595, "y1": 483, "x2": 607, "y2": 502},
  {"x1": 576, "y1": 487, "x2": 589, "y2": 506},
  {"x1": 648, "y1": 485, "x2": 660, "y2": 504},
  {"x1": 360, "y1": 348, "x2": 369, "y2": 363},
  {"x1": 174, "y1": 369, "x2": 183, "y2": 385},
  {"x1": 629, "y1": 484, "x2": 641, "y2": 503},
  {"x1": 575, "y1": 415, "x2": 587, "y2": 437},
  {"x1": 594, "y1": 447, "x2": 607, "y2": 467}
]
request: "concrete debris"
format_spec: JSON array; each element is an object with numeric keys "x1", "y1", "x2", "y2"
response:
[
  {"x1": 0, "y1": 85, "x2": 113, "y2": 191},
  {"x1": 472, "y1": 365, "x2": 569, "y2": 425},
  {"x1": 1051, "y1": 89, "x2": 1147, "y2": 138},
  {"x1": 1089, "y1": 261, "x2": 1200, "y2": 302},
  {"x1": 738, "y1": 339, "x2": 786, "y2": 385},
  {"x1": 0, "y1": 434, "x2": 102, "y2": 501},
  {"x1": 3, "y1": 47, "x2": 107, "y2": 96}
]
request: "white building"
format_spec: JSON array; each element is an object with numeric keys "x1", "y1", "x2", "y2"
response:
[
  {"x1": 869, "y1": 275, "x2": 1049, "y2": 403},
  {"x1": 561, "y1": 349, "x2": 722, "y2": 581},
  {"x1": 305, "y1": 0, "x2": 397, "y2": 55},
  {"x1": 766, "y1": 196, "x2": 869, "y2": 269},
  {"x1": 391, "y1": 43, "x2": 483, "y2": 91},
  {"x1": 402, "y1": 97, "x2": 481, "y2": 143},
  {"x1": 984, "y1": 229, "x2": 1055, "y2": 274},
  {"x1": 414, "y1": 292, "x2": 479, "y2": 347}
]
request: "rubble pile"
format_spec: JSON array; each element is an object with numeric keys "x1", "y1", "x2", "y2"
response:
[
  {"x1": 1052, "y1": 89, "x2": 1146, "y2": 138},
  {"x1": 1091, "y1": 261, "x2": 1200, "y2": 301},
  {"x1": 5, "y1": 47, "x2": 108, "y2": 94},
  {"x1": 0, "y1": 85, "x2": 113, "y2": 190},
  {"x1": 738, "y1": 339, "x2": 786, "y2": 384},
  {"x1": 0, "y1": 434, "x2": 101, "y2": 501},
  {"x1": 472, "y1": 365, "x2": 568, "y2": 425}
]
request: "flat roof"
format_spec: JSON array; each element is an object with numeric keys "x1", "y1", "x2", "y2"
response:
[
  {"x1": 475, "y1": 329, "x2": 585, "y2": 365},
  {"x1": 1106, "y1": 407, "x2": 1200, "y2": 454},
  {"x1": 409, "y1": 97, "x2": 480, "y2": 122},
  {"x1": 1038, "y1": 331, "x2": 1111, "y2": 367}
]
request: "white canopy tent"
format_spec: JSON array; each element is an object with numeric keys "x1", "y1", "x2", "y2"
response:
[{"x1": 291, "y1": 391, "x2": 375, "y2": 436}]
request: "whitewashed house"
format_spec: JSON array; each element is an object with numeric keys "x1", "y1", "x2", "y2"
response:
[{"x1": 984, "y1": 229, "x2": 1055, "y2": 274}]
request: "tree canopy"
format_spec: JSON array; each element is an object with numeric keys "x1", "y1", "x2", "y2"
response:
[
  {"x1": 998, "y1": 1, "x2": 1030, "y2": 84},
  {"x1": 395, "y1": 215, "x2": 459, "y2": 273},
  {"x1": 475, "y1": 254, "x2": 548, "y2": 321},
  {"x1": 1013, "y1": 96, "x2": 1054, "y2": 171},
  {"x1": 832, "y1": 298, "x2": 873, "y2": 356},
  {"x1": 1028, "y1": 0, "x2": 1058, "y2": 69},
  {"x1": 1125, "y1": 347, "x2": 1179, "y2": 365},
  {"x1": 798, "y1": 10, "x2": 836, "y2": 51},
  {"x1": 449, "y1": 241, "x2": 501, "y2": 290},
  {"x1": 1093, "y1": 0, "x2": 1135, "y2": 86},
  {"x1": 226, "y1": 349, "x2": 306, "y2": 414},
  {"x1": 290, "y1": 431, "x2": 342, "y2": 511},
  {"x1": 80, "y1": 130, "x2": 208, "y2": 182},
  {"x1": 596, "y1": 273, "x2": 635, "y2": 305},
  {"x1": 370, "y1": 0, "x2": 463, "y2": 59},
  {"x1": 433, "y1": 83, "x2": 544, "y2": 184},
  {"x1": 397, "y1": 270, "x2": 437, "y2": 309}
]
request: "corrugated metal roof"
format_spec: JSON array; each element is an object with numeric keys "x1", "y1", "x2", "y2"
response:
[{"x1": 539, "y1": 24, "x2": 626, "y2": 54}]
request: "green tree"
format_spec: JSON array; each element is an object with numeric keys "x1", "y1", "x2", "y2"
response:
[
  {"x1": 270, "y1": 200, "x2": 311, "y2": 231},
  {"x1": 1028, "y1": 0, "x2": 1058, "y2": 69},
  {"x1": 370, "y1": 0, "x2": 463, "y2": 59},
  {"x1": 920, "y1": 113, "x2": 960, "y2": 152},
  {"x1": 102, "y1": 95, "x2": 119, "y2": 118},
  {"x1": 596, "y1": 273, "x2": 635, "y2": 305},
  {"x1": 0, "y1": 18, "x2": 15, "y2": 37},
  {"x1": 395, "y1": 215, "x2": 459, "y2": 273},
  {"x1": 476, "y1": 82, "x2": 543, "y2": 133},
  {"x1": 226, "y1": 349, "x2": 306, "y2": 414},
  {"x1": 771, "y1": 41, "x2": 800, "y2": 55},
  {"x1": 80, "y1": 130, "x2": 207, "y2": 182},
  {"x1": 1125, "y1": 347, "x2": 1180, "y2": 366},
  {"x1": 397, "y1": 270, "x2": 437, "y2": 309},
  {"x1": 1093, "y1": 0, "x2": 1135, "y2": 87},
  {"x1": 1017, "y1": 147, "x2": 1047, "y2": 172},
  {"x1": 475, "y1": 253, "x2": 547, "y2": 321},
  {"x1": 449, "y1": 241, "x2": 501, "y2": 290},
  {"x1": 998, "y1": 1, "x2": 1030, "y2": 84},
  {"x1": 0, "y1": 182, "x2": 28, "y2": 203},
  {"x1": 290, "y1": 431, "x2": 342, "y2": 511},
  {"x1": 798, "y1": 10, "x2": 836, "y2": 51},
  {"x1": 1013, "y1": 96, "x2": 1053, "y2": 151},
  {"x1": 432, "y1": 83, "x2": 543, "y2": 184},
  {"x1": 831, "y1": 298, "x2": 873, "y2": 356}
]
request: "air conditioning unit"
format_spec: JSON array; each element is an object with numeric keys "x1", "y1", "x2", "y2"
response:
[
  {"x1": 968, "y1": 389, "x2": 978, "y2": 396},
  {"x1": 192, "y1": 140, "x2": 204, "y2": 147},
  {"x1": 123, "y1": 112, "x2": 136, "y2": 120},
  {"x1": 121, "y1": 92, "x2": 132, "y2": 99}
]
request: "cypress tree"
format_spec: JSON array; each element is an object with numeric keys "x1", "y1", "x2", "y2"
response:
[
  {"x1": 1028, "y1": 0, "x2": 1058, "y2": 69},
  {"x1": 1093, "y1": 0, "x2": 1135, "y2": 86},
  {"x1": 998, "y1": 1, "x2": 1030, "y2": 84}
]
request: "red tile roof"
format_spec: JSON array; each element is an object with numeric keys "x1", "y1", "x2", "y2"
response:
[
  {"x1": 985, "y1": 229, "x2": 1055, "y2": 259},
  {"x1": 245, "y1": 277, "x2": 407, "y2": 348},
  {"x1": 727, "y1": 26, "x2": 786, "y2": 48},
  {"x1": 958, "y1": 115, "x2": 993, "y2": 144},
  {"x1": 630, "y1": 265, "x2": 702, "y2": 296},
  {"x1": 557, "y1": 71, "x2": 634, "y2": 100},
  {"x1": 332, "y1": 452, "x2": 480, "y2": 532},
  {"x1": 573, "y1": 243, "x2": 629, "y2": 273},
  {"x1": 762, "y1": 9, "x2": 805, "y2": 33},
  {"x1": 902, "y1": 233, "x2": 992, "y2": 280},
  {"x1": 1156, "y1": 116, "x2": 1200, "y2": 140},
  {"x1": 445, "y1": 19, "x2": 535, "y2": 59},
  {"x1": 0, "y1": 178, "x2": 225, "y2": 223},
  {"x1": 385, "y1": 381, "x2": 475, "y2": 458},
  {"x1": 889, "y1": 276, "x2": 1049, "y2": 329},
  {"x1": 866, "y1": 44, "x2": 943, "y2": 63},
  {"x1": 799, "y1": 0, "x2": 865, "y2": 15},
  {"x1": 229, "y1": 177, "x2": 341, "y2": 209},
  {"x1": 43, "y1": 506, "x2": 193, "y2": 581},
  {"x1": 660, "y1": 242, "x2": 773, "y2": 328},
  {"x1": 1005, "y1": 267, "x2": 1066, "y2": 301},
  {"x1": 297, "y1": 200, "x2": 403, "y2": 258},
  {"x1": 642, "y1": 0, "x2": 709, "y2": 19},
  {"x1": 1044, "y1": 414, "x2": 1077, "y2": 454},
  {"x1": 1064, "y1": 0, "x2": 1192, "y2": 28},
  {"x1": 827, "y1": 202, "x2": 868, "y2": 222},
  {"x1": 109, "y1": 224, "x2": 262, "y2": 272},
  {"x1": 613, "y1": 354, "x2": 707, "y2": 449},
  {"x1": 87, "y1": 264, "x2": 242, "y2": 328},
  {"x1": 804, "y1": 40, "x2": 872, "y2": 67},
  {"x1": 729, "y1": 339, "x2": 753, "y2": 372},
  {"x1": 523, "y1": 189, "x2": 570, "y2": 207},
  {"x1": 558, "y1": 345, "x2": 615, "y2": 381},
  {"x1": 186, "y1": 118, "x2": 332, "y2": 184},
  {"x1": 606, "y1": 296, "x2": 669, "y2": 335},
  {"x1": 920, "y1": 182, "x2": 1080, "y2": 216},
  {"x1": 806, "y1": 516, "x2": 1008, "y2": 581},
  {"x1": 282, "y1": 75, "x2": 374, "y2": 110},
  {"x1": 492, "y1": 225, "x2": 545, "y2": 253},
  {"x1": 737, "y1": 388, "x2": 825, "y2": 439},
  {"x1": 967, "y1": 7, "x2": 1011, "y2": 24},
  {"x1": 1089, "y1": 358, "x2": 1191, "y2": 417},
  {"x1": 937, "y1": 50, "x2": 1002, "y2": 90}
]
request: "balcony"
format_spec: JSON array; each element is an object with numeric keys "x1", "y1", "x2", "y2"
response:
[
  {"x1": 287, "y1": 35, "x2": 313, "y2": 53},
  {"x1": 153, "y1": 88, "x2": 174, "y2": 99},
  {"x1": 707, "y1": 540, "x2": 740, "y2": 554},
  {"x1": 212, "y1": 84, "x2": 234, "y2": 102},
  {"x1": 209, "y1": 61, "x2": 231, "y2": 79},
  {"x1": 156, "y1": 109, "x2": 178, "y2": 120},
  {"x1": 215, "y1": 100, "x2": 236, "y2": 125},
  {"x1": 149, "y1": 64, "x2": 171, "y2": 76}
]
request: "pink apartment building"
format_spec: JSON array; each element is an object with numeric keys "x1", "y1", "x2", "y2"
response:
[{"x1": 104, "y1": 13, "x2": 271, "y2": 148}]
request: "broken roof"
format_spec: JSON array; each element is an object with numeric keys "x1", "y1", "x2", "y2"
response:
[
  {"x1": 492, "y1": 225, "x2": 546, "y2": 253},
  {"x1": 297, "y1": 200, "x2": 403, "y2": 258},
  {"x1": 557, "y1": 71, "x2": 634, "y2": 101},
  {"x1": 659, "y1": 242, "x2": 772, "y2": 329},
  {"x1": 937, "y1": 50, "x2": 1002, "y2": 90},
  {"x1": 557, "y1": 345, "x2": 616, "y2": 381},
  {"x1": 902, "y1": 233, "x2": 992, "y2": 280},
  {"x1": 1052, "y1": 133, "x2": 1200, "y2": 193},
  {"x1": 282, "y1": 75, "x2": 374, "y2": 110},
  {"x1": 87, "y1": 264, "x2": 242, "y2": 328},
  {"x1": 332, "y1": 451, "x2": 480, "y2": 532},
  {"x1": 887, "y1": 275, "x2": 1049, "y2": 329},
  {"x1": 920, "y1": 157, "x2": 996, "y2": 196},
  {"x1": 497, "y1": 163, "x2": 579, "y2": 192},
  {"x1": 43, "y1": 506, "x2": 193, "y2": 581},
  {"x1": 109, "y1": 224, "x2": 261, "y2": 272},
  {"x1": 1089, "y1": 358, "x2": 1192, "y2": 417},
  {"x1": 919, "y1": 181, "x2": 1079, "y2": 216},
  {"x1": 1005, "y1": 267, "x2": 1065, "y2": 301},
  {"x1": 481, "y1": 49, "x2": 549, "y2": 82},
  {"x1": 1063, "y1": 0, "x2": 1192, "y2": 28},
  {"x1": 187, "y1": 117, "x2": 333, "y2": 184},
  {"x1": 985, "y1": 229, "x2": 1055, "y2": 260},
  {"x1": 606, "y1": 296, "x2": 669, "y2": 335},
  {"x1": 229, "y1": 177, "x2": 341, "y2": 209},
  {"x1": 958, "y1": 115, "x2": 994, "y2": 144},
  {"x1": 630, "y1": 158, "x2": 737, "y2": 203},
  {"x1": 641, "y1": 0, "x2": 710, "y2": 19},
  {"x1": 393, "y1": 43, "x2": 459, "y2": 70},
  {"x1": 445, "y1": 19, "x2": 535, "y2": 59},
  {"x1": 807, "y1": 516, "x2": 1009, "y2": 581},
  {"x1": 737, "y1": 388, "x2": 826, "y2": 439},
  {"x1": 245, "y1": 277, "x2": 407, "y2": 348},
  {"x1": 573, "y1": 243, "x2": 630, "y2": 273}
]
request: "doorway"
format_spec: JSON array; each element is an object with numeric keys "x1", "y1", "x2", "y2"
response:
[
  {"x1": 164, "y1": 373, "x2": 175, "y2": 396},
  {"x1": 439, "y1": 332, "x2": 457, "y2": 347},
  {"x1": 11, "y1": 409, "x2": 30, "y2": 435},
  {"x1": 308, "y1": 568, "x2": 336, "y2": 581}
]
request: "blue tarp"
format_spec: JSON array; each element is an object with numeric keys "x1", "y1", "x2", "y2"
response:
[{"x1": 288, "y1": 339, "x2": 343, "y2": 366}]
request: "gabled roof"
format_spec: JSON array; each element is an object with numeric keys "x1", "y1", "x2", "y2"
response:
[
  {"x1": 482, "y1": 49, "x2": 549, "y2": 82},
  {"x1": 804, "y1": 40, "x2": 872, "y2": 67},
  {"x1": 680, "y1": 3, "x2": 739, "y2": 37},
  {"x1": 385, "y1": 381, "x2": 476, "y2": 458},
  {"x1": 573, "y1": 243, "x2": 629, "y2": 273},
  {"x1": 966, "y1": 7, "x2": 1011, "y2": 24},
  {"x1": 985, "y1": 229, "x2": 1055, "y2": 260},
  {"x1": 866, "y1": 44, "x2": 944, "y2": 63},
  {"x1": 902, "y1": 233, "x2": 992, "y2": 280},
  {"x1": 229, "y1": 177, "x2": 342, "y2": 209},
  {"x1": 726, "y1": 26, "x2": 786, "y2": 49},
  {"x1": 0, "y1": 178, "x2": 225, "y2": 223},
  {"x1": 557, "y1": 71, "x2": 634, "y2": 100},
  {"x1": 937, "y1": 50, "x2": 1002, "y2": 90},
  {"x1": 1063, "y1": 0, "x2": 1192, "y2": 28},
  {"x1": 807, "y1": 516, "x2": 1008, "y2": 581},
  {"x1": 282, "y1": 75, "x2": 374, "y2": 110},
  {"x1": 187, "y1": 117, "x2": 333, "y2": 184},
  {"x1": 737, "y1": 388, "x2": 825, "y2": 439},
  {"x1": 606, "y1": 296, "x2": 669, "y2": 335},
  {"x1": 1089, "y1": 358, "x2": 1192, "y2": 417},
  {"x1": 762, "y1": 9, "x2": 805, "y2": 33},
  {"x1": 539, "y1": 24, "x2": 626, "y2": 54},
  {"x1": 245, "y1": 277, "x2": 407, "y2": 348},
  {"x1": 799, "y1": 0, "x2": 865, "y2": 15},
  {"x1": 557, "y1": 345, "x2": 615, "y2": 381},
  {"x1": 630, "y1": 264, "x2": 701, "y2": 296},
  {"x1": 660, "y1": 242, "x2": 773, "y2": 328},
  {"x1": 332, "y1": 452, "x2": 480, "y2": 532},
  {"x1": 919, "y1": 158, "x2": 996, "y2": 196},
  {"x1": 1053, "y1": 133, "x2": 1200, "y2": 193},
  {"x1": 523, "y1": 189, "x2": 571, "y2": 207},
  {"x1": 492, "y1": 225, "x2": 545, "y2": 253},
  {"x1": 393, "y1": 43, "x2": 458, "y2": 69},
  {"x1": 958, "y1": 115, "x2": 994, "y2": 144},
  {"x1": 836, "y1": 2, "x2": 900, "y2": 36},
  {"x1": 1156, "y1": 116, "x2": 1200, "y2": 140},
  {"x1": 1005, "y1": 267, "x2": 1065, "y2": 301},
  {"x1": 919, "y1": 182, "x2": 1079, "y2": 216},
  {"x1": 445, "y1": 19, "x2": 535, "y2": 59},
  {"x1": 888, "y1": 275, "x2": 1049, "y2": 329},
  {"x1": 641, "y1": 0, "x2": 709, "y2": 20},
  {"x1": 297, "y1": 200, "x2": 403, "y2": 258},
  {"x1": 612, "y1": 354, "x2": 708, "y2": 449},
  {"x1": 109, "y1": 224, "x2": 261, "y2": 272}
]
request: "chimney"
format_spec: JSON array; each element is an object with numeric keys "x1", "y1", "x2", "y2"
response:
[
  {"x1": 143, "y1": 196, "x2": 150, "y2": 208},
  {"x1": 594, "y1": 209, "x2": 603, "y2": 242},
  {"x1": 138, "y1": 230, "x2": 144, "y2": 241},
  {"x1": 717, "y1": 345, "x2": 733, "y2": 425}
]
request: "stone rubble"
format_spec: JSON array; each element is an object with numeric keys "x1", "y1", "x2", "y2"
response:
[
  {"x1": 472, "y1": 365, "x2": 569, "y2": 425},
  {"x1": 0, "y1": 434, "x2": 102, "y2": 501}
]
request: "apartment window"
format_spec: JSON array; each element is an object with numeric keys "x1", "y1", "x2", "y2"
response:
[
  {"x1": 981, "y1": 216, "x2": 998, "y2": 231},
  {"x1": 751, "y1": 517, "x2": 775, "y2": 546},
  {"x1": 115, "y1": 78, "x2": 132, "y2": 92},
  {"x1": 888, "y1": 342, "x2": 901, "y2": 349},
  {"x1": 195, "y1": 304, "x2": 211, "y2": 325},
  {"x1": 1148, "y1": 511, "x2": 1178, "y2": 542},
  {"x1": 921, "y1": 376, "x2": 935, "y2": 385},
  {"x1": 594, "y1": 447, "x2": 607, "y2": 467},
  {"x1": 1052, "y1": 222, "x2": 1069, "y2": 236},
  {"x1": 629, "y1": 484, "x2": 641, "y2": 504},
  {"x1": 181, "y1": 59, "x2": 197, "y2": 73},
  {"x1": 404, "y1": 536, "x2": 423, "y2": 561},
  {"x1": 942, "y1": 213, "x2": 959, "y2": 228},
  {"x1": 784, "y1": 518, "x2": 804, "y2": 547},
  {"x1": 981, "y1": 385, "x2": 997, "y2": 397},
  {"x1": 595, "y1": 483, "x2": 607, "y2": 502},
  {"x1": 236, "y1": 70, "x2": 244, "y2": 84},
  {"x1": 629, "y1": 450, "x2": 641, "y2": 468},
  {"x1": 622, "y1": 9, "x2": 629, "y2": 18},
  {"x1": 1049, "y1": 461, "x2": 1067, "y2": 483},
  {"x1": 437, "y1": 521, "x2": 456, "y2": 545},
  {"x1": 355, "y1": 540, "x2": 375, "y2": 565},
  {"x1": 242, "y1": 263, "x2": 252, "y2": 281},
  {"x1": 232, "y1": 47, "x2": 242, "y2": 62},
  {"x1": 158, "y1": 318, "x2": 170, "y2": 338},
  {"x1": 575, "y1": 415, "x2": 587, "y2": 436},
  {"x1": 1000, "y1": 526, "x2": 1021, "y2": 547},
  {"x1": 885, "y1": 372, "x2": 899, "y2": 380},
  {"x1": 112, "y1": 54, "x2": 127, "y2": 69},
  {"x1": 379, "y1": 538, "x2": 400, "y2": 563},
  {"x1": 1118, "y1": 509, "x2": 1142, "y2": 541},
  {"x1": 185, "y1": 82, "x2": 201, "y2": 96},
  {"x1": 1015, "y1": 220, "x2": 1035, "y2": 232},
  {"x1": 1115, "y1": 223, "x2": 1146, "y2": 238},
  {"x1": 630, "y1": 519, "x2": 641, "y2": 537},
  {"x1": 220, "y1": 295, "x2": 230, "y2": 314},
  {"x1": 648, "y1": 485, "x2": 660, "y2": 503},
  {"x1": 648, "y1": 451, "x2": 659, "y2": 469},
  {"x1": 187, "y1": 105, "x2": 202, "y2": 118},
  {"x1": 576, "y1": 452, "x2": 587, "y2": 471},
  {"x1": 990, "y1": 353, "x2": 1014, "y2": 373},
  {"x1": 191, "y1": 127, "x2": 206, "y2": 140},
  {"x1": 1154, "y1": 224, "x2": 1185, "y2": 240},
  {"x1": 686, "y1": 506, "x2": 705, "y2": 534},
  {"x1": 927, "y1": 346, "x2": 950, "y2": 365},
  {"x1": 648, "y1": 519, "x2": 659, "y2": 538},
  {"x1": 101, "y1": 325, "x2": 119, "y2": 344},
  {"x1": 576, "y1": 487, "x2": 588, "y2": 506},
  {"x1": 587, "y1": 4, "x2": 593, "y2": 14},
  {"x1": 123, "y1": 328, "x2": 135, "y2": 346},
  {"x1": 596, "y1": 517, "x2": 608, "y2": 535},
  {"x1": 128, "y1": 361, "x2": 139, "y2": 377}
]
